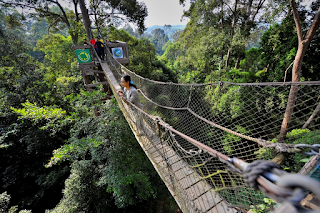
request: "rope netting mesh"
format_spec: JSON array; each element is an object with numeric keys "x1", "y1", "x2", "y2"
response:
[{"x1": 101, "y1": 48, "x2": 320, "y2": 212}]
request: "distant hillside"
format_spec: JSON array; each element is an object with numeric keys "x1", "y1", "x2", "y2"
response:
[{"x1": 146, "y1": 25, "x2": 186, "y2": 35}]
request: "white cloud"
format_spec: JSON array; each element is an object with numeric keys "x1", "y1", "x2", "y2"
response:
[{"x1": 139, "y1": 0, "x2": 190, "y2": 27}]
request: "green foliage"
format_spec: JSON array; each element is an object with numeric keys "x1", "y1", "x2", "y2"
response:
[
  {"x1": 48, "y1": 160, "x2": 112, "y2": 213},
  {"x1": 0, "y1": 191, "x2": 10, "y2": 212},
  {"x1": 258, "y1": 19, "x2": 298, "y2": 82},
  {"x1": 222, "y1": 126, "x2": 249, "y2": 154},
  {"x1": 144, "y1": 25, "x2": 185, "y2": 41},
  {"x1": 46, "y1": 93, "x2": 171, "y2": 210},
  {"x1": 106, "y1": 27, "x2": 177, "y2": 82},
  {"x1": 219, "y1": 186, "x2": 267, "y2": 209},
  {"x1": 34, "y1": 34, "x2": 79, "y2": 78},
  {"x1": 239, "y1": 48, "x2": 262, "y2": 73},
  {"x1": 150, "y1": 28, "x2": 169, "y2": 55},
  {"x1": 255, "y1": 129, "x2": 320, "y2": 172},
  {"x1": 0, "y1": 193, "x2": 32, "y2": 213},
  {"x1": 253, "y1": 5, "x2": 320, "y2": 82},
  {"x1": 0, "y1": 6, "x2": 179, "y2": 213},
  {"x1": 178, "y1": 26, "x2": 229, "y2": 79},
  {"x1": 250, "y1": 198, "x2": 276, "y2": 213},
  {"x1": 11, "y1": 100, "x2": 66, "y2": 121},
  {"x1": 159, "y1": 42, "x2": 181, "y2": 66},
  {"x1": 5, "y1": 12, "x2": 23, "y2": 29},
  {"x1": 206, "y1": 85, "x2": 243, "y2": 118},
  {"x1": 226, "y1": 68, "x2": 260, "y2": 83}
]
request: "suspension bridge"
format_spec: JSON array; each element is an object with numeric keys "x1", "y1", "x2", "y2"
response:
[{"x1": 73, "y1": 44, "x2": 320, "y2": 213}]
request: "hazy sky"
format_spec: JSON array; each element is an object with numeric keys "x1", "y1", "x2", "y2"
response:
[
  {"x1": 139, "y1": 0, "x2": 190, "y2": 27},
  {"x1": 139, "y1": 0, "x2": 316, "y2": 27}
]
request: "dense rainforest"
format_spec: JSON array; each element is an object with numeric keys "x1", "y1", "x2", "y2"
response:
[{"x1": 0, "y1": 0, "x2": 320, "y2": 212}]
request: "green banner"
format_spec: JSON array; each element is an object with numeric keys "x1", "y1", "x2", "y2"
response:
[{"x1": 75, "y1": 49, "x2": 92, "y2": 63}]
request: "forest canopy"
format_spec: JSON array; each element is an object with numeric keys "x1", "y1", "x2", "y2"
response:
[{"x1": 0, "y1": 0, "x2": 320, "y2": 212}]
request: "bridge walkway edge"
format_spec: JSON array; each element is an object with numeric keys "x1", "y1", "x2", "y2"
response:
[{"x1": 99, "y1": 61, "x2": 237, "y2": 213}]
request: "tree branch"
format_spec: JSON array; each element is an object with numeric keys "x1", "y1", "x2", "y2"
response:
[
  {"x1": 304, "y1": 6, "x2": 320, "y2": 44},
  {"x1": 290, "y1": 0, "x2": 303, "y2": 43},
  {"x1": 223, "y1": 2, "x2": 234, "y2": 14},
  {"x1": 47, "y1": 17, "x2": 61, "y2": 34},
  {"x1": 47, "y1": 0, "x2": 70, "y2": 28},
  {"x1": 251, "y1": 0, "x2": 266, "y2": 22},
  {"x1": 302, "y1": 101, "x2": 320, "y2": 129},
  {"x1": 283, "y1": 61, "x2": 294, "y2": 82},
  {"x1": 0, "y1": 1, "x2": 63, "y2": 22}
]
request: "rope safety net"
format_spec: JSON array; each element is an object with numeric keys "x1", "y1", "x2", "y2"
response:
[{"x1": 102, "y1": 48, "x2": 320, "y2": 212}]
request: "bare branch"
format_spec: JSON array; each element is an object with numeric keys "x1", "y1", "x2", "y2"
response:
[
  {"x1": 283, "y1": 61, "x2": 294, "y2": 82},
  {"x1": 251, "y1": 0, "x2": 266, "y2": 22},
  {"x1": 48, "y1": 17, "x2": 61, "y2": 34},
  {"x1": 46, "y1": 0, "x2": 70, "y2": 28},
  {"x1": 302, "y1": 101, "x2": 320, "y2": 129},
  {"x1": 0, "y1": 1, "x2": 63, "y2": 21},
  {"x1": 223, "y1": 2, "x2": 233, "y2": 14},
  {"x1": 290, "y1": 0, "x2": 303, "y2": 43},
  {"x1": 304, "y1": 6, "x2": 320, "y2": 44}
]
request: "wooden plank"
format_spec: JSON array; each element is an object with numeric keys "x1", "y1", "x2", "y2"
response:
[
  {"x1": 207, "y1": 201, "x2": 237, "y2": 213},
  {"x1": 84, "y1": 70, "x2": 105, "y2": 76},
  {"x1": 73, "y1": 45, "x2": 92, "y2": 50},
  {"x1": 147, "y1": 146, "x2": 158, "y2": 155},
  {"x1": 171, "y1": 159, "x2": 188, "y2": 172},
  {"x1": 155, "y1": 144, "x2": 176, "y2": 157},
  {"x1": 167, "y1": 154, "x2": 182, "y2": 165},
  {"x1": 186, "y1": 180, "x2": 212, "y2": 200},
  {"x1": 174, "y1": 165, "x2": 195, "y2": 180},
  {"x1": 299, "y1": 155, "x2": 318, "y2": 175},
  {"x1": 100, "y1": 62, "x2": 122, "y2": 92},
  {"x1": 107, "y1": 42, "x2": 128, "y2": 48},
  {"x1": 149, "y1": 145, "x2": 163, "y2": 157},
  {"x1": 178, "y1": 172, "x2": 202, "y2": 190},
  {"x1": 152, "y1": 154, "x2": 165, "y2": 165},
  {"x1": 82, "y1": 69, "x2": 105, "y2": 73},
  {"x1": 116, "y1": 58, "x2": 130, "y2": 64},
  {"x1": 193, "y1": 191, "x2": 223, "y2": 212},
  {"x1": 85, "y1": 81, "x2": 109, "y2": 88},
  {"x1": 301, "y1": 194, "x2": 320, "y2": 210},
  {"x1": 79, "y1": 62, "x2": 97, "y2": 68}
]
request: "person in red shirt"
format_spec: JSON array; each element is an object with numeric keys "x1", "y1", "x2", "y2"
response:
[{"x1": 89, "y1": 37, "x2": 96, "y2": 49}]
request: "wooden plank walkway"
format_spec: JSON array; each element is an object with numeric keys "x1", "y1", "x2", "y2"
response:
[
  {"x1": 74, "y1": 45, "x2": 237, "y2": 213},
  {"x1": 98, "y1": 59, "x2": 237, "y2": 213}
]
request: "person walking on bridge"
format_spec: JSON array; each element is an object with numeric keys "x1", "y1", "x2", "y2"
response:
[
  {"x1": 95, "y1": 37, "x2": 104, "y2": 61},
  {"x1": 117, "y1": 75, "x2": 144, "y2": 135}
]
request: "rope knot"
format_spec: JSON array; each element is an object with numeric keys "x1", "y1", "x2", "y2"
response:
[{"x1": 242, "y1": 160, "x2": 280, "y2": 190}]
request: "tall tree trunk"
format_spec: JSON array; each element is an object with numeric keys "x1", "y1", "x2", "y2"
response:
[
  {"x1": 278, "y1": 1, "x2": 320, "y2": 142},
  {"x1": 220, "y1": 0, "x2": 224, "y2": 30},
  {"x1": 79, "y1": 0, "x2": 92, "y2": 41},
  {"x1": 73, "y1": 0, "x2": 80, "y2": 22},
  {"x1": 245, "y1": 0, "x2": 253, "y2": 28},
  {"x1": 225, "y1": 0, "x2": 238, "y2": 70},
  {"x1": 73, "y1": 0, "x2": 80, "y2": 41},
  {"x1": 94, "y1": 13, "x2": 101, "y2": 36}
]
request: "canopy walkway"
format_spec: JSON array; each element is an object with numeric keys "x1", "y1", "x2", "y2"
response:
[{"x1": 74, "y1": 45, "x2": 320, "y2": 213}]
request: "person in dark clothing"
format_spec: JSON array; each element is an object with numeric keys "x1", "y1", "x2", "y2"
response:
[
  {"x1": 95, "y1": 37, "x2": 104, "y2": 60},
  {"x1": 97, "y1": 36, "x2": 105, "y2": 60}
]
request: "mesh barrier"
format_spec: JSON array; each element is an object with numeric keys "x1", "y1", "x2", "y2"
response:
[{"x1": 97, "y1": 47, "x2": 320, "y2": 212}]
